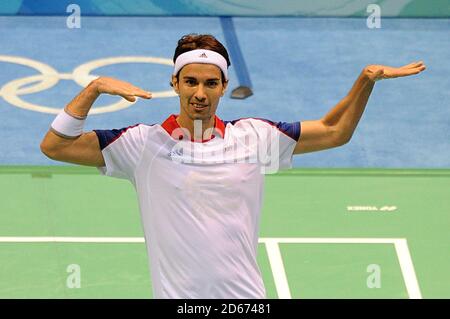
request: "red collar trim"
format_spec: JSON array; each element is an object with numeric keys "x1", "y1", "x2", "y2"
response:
[{"x1": 161, "y1": 114, "x2": 226, "y2": 142}]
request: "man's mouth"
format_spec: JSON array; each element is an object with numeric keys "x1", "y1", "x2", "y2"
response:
[{"x1": 190, "y1": 103, "x2": 208, "y2": 110}]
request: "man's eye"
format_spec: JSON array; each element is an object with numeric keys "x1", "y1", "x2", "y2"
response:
[
  {"x1": 208, "y1": 82, "x2": 218, "y2": 87},
  {"x1": 186, "y1": 80, "x2": 196, "y2": 85}
]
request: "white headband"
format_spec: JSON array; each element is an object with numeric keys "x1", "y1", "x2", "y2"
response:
[{"x1": 173, "y1": 49, "x2": 228, "y2": 81}]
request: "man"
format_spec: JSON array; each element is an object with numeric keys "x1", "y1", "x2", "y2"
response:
[{"x1": 40, "y1": 34, "x2": 425, "y2": 298}]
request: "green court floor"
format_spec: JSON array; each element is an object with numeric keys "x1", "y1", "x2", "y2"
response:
[{"x1": 0, "y1": 166, "x2": 448, "y2": 298}]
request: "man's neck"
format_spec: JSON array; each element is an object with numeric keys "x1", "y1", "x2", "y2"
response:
[{"x1": 176, "y1": 114, "x2": 215, "y2": 141}]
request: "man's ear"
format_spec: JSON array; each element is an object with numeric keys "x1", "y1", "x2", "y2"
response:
[
  {"x1": 171, "y1": 75, "x2": 180, "y2": 95},
  {"x1": 221, "y1": 80, "x2": 229, "y2": 96}
]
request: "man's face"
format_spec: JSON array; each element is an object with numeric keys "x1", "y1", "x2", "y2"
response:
[{"x1": 172, "y1": 63, "x2": 228, "y2": 122}]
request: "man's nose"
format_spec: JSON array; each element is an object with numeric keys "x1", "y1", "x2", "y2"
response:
[{"x1": 194, "y1": 84, "x2": 207, "y2": 102}]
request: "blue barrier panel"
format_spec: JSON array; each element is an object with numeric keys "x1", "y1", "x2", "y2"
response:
[{"x1": 1, "y1": 0, "x2": 449, "y2": 17}]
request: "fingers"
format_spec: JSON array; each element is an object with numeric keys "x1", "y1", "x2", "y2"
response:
[
  {"x1": 123, "y1": 95, "x2": 136, "y2": 102},
  {"x1": 403, "y1": 61, "x2": 425, "y2": 69},
  {"x1": 406, "y1": 63, "x2": 426, "y2": 74},
  {"x1": 387, "y1": 61, "x2": 426, "y2": 78},
  {"x1": 120, "y1": 89, "x2": 152, "y2": 102},
  {"x1": 122, "y1": 92, "x2": 153, "y2": 102},
  {"x1": 134, "y1": 91, "x2": 152, "y2": 99},
  {"x1": 396, "y1": 65, "x2": 426, "y2": 77},
  {"x1": 98, "y1": 77, "x2": 153, "y2": 101},
  {"x1": 416, "y1": 65, "x2": 426, "y2": 73},
  {"x1": 410, "y1": 66, "x2": 426, "y2": 75},
  {"x1": 126, "y1": 85, "x2": 152, "y2": 99}
]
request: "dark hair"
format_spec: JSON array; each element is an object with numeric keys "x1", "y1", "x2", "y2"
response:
[{"x1": 170, "y1": 34, "x2": 231, "y2": 87}]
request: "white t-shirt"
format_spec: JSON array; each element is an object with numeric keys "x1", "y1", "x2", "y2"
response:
[{"x1": 94, "y1": 114, "x2": 301, "y2": 299}]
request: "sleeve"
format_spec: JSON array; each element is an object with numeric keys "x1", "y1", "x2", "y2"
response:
[
  {"x1": 93, "y1": 124, "x2": 147, "y2": 182},
  {"x1": 250, "y1": 118, "x2": 301, "y2": 174}
]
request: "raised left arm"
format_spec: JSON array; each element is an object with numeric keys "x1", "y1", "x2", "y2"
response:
[{"x1": 294, "y1": 61, "x2": 426, "y2": 155}]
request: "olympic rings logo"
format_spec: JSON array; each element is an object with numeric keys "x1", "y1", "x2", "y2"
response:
[{"x1": 0, "y1": 55, "x2": 177, "y2": 114}]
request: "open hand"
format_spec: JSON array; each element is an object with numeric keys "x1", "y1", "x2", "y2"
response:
[
  {"x1": 93, "y1": 76, "x2": 152, "y2": 102},
  {"x1": 365, "y1": 61, "x2": 426, "y2": 82}
]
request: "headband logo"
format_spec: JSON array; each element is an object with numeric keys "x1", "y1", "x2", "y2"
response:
[{"x1": 199, "y1": 53, "x2": 208, "y2": 58}]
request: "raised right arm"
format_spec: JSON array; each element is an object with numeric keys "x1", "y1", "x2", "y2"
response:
[{"x1": 40, "y1": 77, "x2": 152, "y2": 167}]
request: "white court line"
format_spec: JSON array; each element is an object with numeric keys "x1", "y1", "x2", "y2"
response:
[
  {"x1": 0, "y1": 237, "x2": 407, "y2": 244},
  {"x1": 0, "y1": 236, "x2": 422, "y2": 299},
  {"x1": 259, "y1": 238, "x2": 422, "y2": 299},
  {"x1": 259, "y1": 238, "x2": 402, "y2": 244},
  {"x1": 264, "y1": 239, "x2": 291, "y2": 299},
  {"x1": 394, "y1": 239, "x2": 422, "y2": 299}
]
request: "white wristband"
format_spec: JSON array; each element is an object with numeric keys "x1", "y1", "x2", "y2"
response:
[{"x1": 50, "y1": 108, "x2": 86, "y2": 138}]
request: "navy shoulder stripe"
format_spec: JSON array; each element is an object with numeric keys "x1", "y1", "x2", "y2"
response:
[
  {"x1": 224, "y1": 118, "x2": 301, "y2": 141},
  {"x1": 274, "y1": 121, "x2": 301, "y2": 142},
  {"x1": 94, "y1": 124, "x2": 141, "y2": 150}
]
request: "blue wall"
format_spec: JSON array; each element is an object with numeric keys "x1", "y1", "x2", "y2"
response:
[{"x1": 1, "y1": 0, "x2": 449, "y2": 17}]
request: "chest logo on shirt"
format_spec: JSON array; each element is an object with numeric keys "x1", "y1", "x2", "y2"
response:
[{"x1": 168, "y1": 148, "x2": 183, "y2": 158}]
